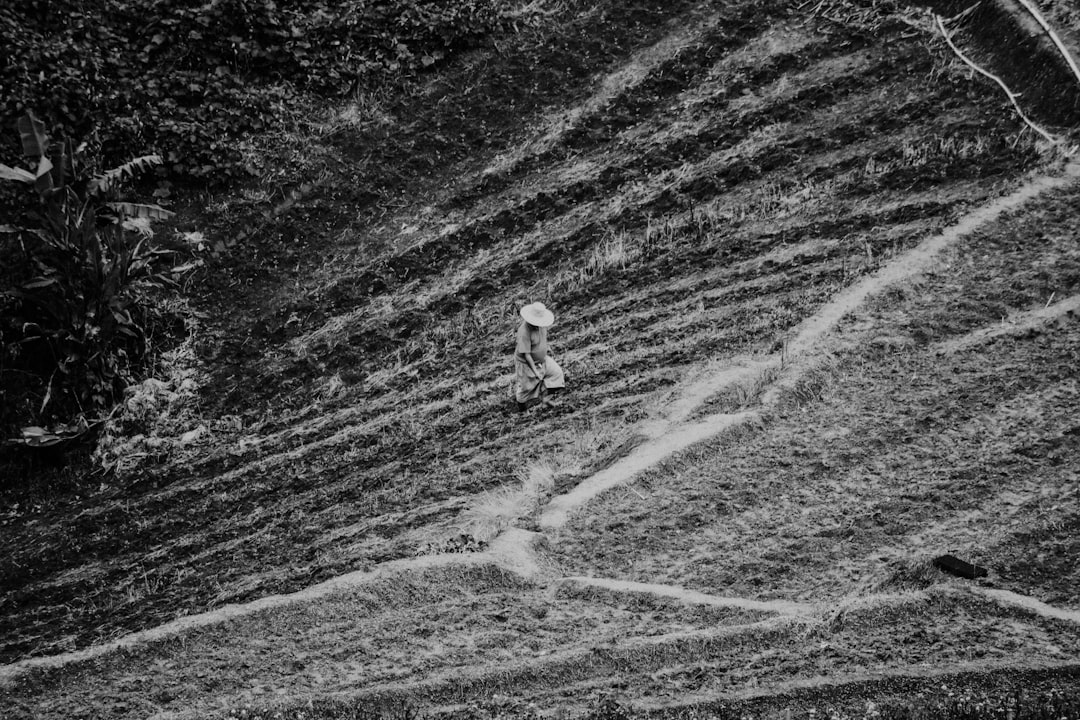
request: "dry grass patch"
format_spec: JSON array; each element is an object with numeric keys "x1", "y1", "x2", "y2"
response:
[
  {"x1": 459, "y1": 461, "x2": 558, "y2": 543},
  {"x1": 690, "y1": 364, "x2": 783, "y2": 417}
]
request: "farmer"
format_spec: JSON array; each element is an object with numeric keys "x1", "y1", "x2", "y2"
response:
[{"x1": 515, "y1": 302, "x2": 565, "y2": 410}]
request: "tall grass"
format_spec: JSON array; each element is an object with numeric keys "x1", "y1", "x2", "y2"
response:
[{"x1": 459, "y1": 460, "x2": 557, "y2": 542}]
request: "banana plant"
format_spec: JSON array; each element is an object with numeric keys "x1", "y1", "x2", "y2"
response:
[
  {"x1": 1, "y1": 111, "x2": 189, "y2": 421},
  {"x1": 1, "y1": 111, "x2": 174, "y2": 221}
]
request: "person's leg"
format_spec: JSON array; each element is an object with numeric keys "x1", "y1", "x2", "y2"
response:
[
  {"x1": 543, "y1": 357, "x2": 565, "y2": 389},
  {"x1": 540, "y1": 357, "x2": 565, "y2": 406},
  {"x1": 515, "y1": 362, "x2": 542, "y2": 409},
  {"x1": 538, "y1": 367, "x2": 553, "y2": 407}
]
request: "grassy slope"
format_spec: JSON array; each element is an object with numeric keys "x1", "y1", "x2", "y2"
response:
[
  {"x1": 3, "y1": 0, "x2": 1080, "y2": 717},
  {"x1": 556, "y1": 180, "x2": 1080, "y2": 605}
]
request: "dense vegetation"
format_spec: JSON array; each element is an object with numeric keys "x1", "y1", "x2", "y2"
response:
[
  {"x1": 0, "y1": 0, "x2": 505, "y2": 456},
  {"x1": 0, "y1": 0, "x2": 504, "y2": 183}
]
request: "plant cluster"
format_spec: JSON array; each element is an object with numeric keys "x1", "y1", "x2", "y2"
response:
[
  {"x1": 90, "y1": 328, "x2": 230, "y2": 474},
  {"x1": 0, "y1": 113, "x2": 189, "y2": 438},
  {"x1": 0, "y1": 0, "x2": 506, "y2": 448},
  {"x1": 0, "y1": 0, "x2": 506, "y2": 187},
  {"x1": 413, "y1": 532, "x2": 488, "y2": 556}
]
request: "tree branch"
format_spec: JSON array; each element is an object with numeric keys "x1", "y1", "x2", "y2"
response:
[
  {"x1": 935, "y1": 14, "x2": 1058, "y2": 144},
  {"x1": 1012, "y1": 0, "x2": 1080, "y2": 90}
]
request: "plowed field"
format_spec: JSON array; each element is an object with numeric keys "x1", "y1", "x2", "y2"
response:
[{"x1": 2, "y1": 0, "x2": 1080, "y2": 718}]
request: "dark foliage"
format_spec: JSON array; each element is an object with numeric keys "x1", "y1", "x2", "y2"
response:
[
  {"x1": 0, "y1": 0, "x2": 505, "y2": 186},
  {"x1": 0, "y1": 0, "x2": 505, "y2": 444},
  {"x1": 1, "y1": 113, "x2": 185, "y2": 437}
]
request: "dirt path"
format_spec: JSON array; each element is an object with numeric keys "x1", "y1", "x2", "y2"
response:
[
  {"x1": 777, "y1": 164, "x2": 1080, "y2": 359},
  {"x1": 540, "y1": 411, "x2": 757, "y2": 532},
  {"x1": 554, "y1": 576, "x2": 816, "y2": 615},
  {"x1": 977, "y1": 587, "x2": 1080, "y2": 625},
  {"x1": 0, "y1": 549, "x2": 492, "y2": 684},
  {"x1": 935, "y1": 292, "x2": 1080, "y2": 354}
]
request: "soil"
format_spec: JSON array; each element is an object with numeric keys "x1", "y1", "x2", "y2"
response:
[{"x1": 2, "y1": 0, "x2": 1080, "y2": 718}]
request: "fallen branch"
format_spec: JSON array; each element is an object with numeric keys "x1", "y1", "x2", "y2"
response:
[
  {"x1": 935, "y1": 14, "x2": 1058, "y2": 144},
  {"x1": 1013, "y1": 0, "x2": 1080, "y2": 90}
]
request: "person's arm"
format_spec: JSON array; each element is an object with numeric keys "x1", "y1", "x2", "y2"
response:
[
  {"x1": 519, "y1": 346, "x2": 543, "y2": 378},
  {"x1": 516, "y1": 325, "x2": 543, "y2": 377}
]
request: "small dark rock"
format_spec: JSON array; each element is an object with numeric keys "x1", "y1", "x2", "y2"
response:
[{"x1": 933, "y1": 553, "x2": 988, "y2": 579}]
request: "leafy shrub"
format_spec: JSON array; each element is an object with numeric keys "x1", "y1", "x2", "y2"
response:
[
  {"x1": 414, "y1": 533, "x2": 488, "y2": 556},
  {"x1": 91, "y1": 326, "x2": 206, "y2": 473},
  {"x1": 0, "y1": 0, "x2": 506, "y2": 187},
  {"x1": 0, "y1": 112, "x2": 189, "y2": 430}
]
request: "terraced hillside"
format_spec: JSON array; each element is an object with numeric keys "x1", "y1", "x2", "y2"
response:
[{"x1": 3, "y1": 0, "x2": 1080, "y2": 718}]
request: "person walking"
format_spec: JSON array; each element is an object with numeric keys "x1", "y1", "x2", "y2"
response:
[{"x1": 515, "y1": 302, "x2": 565, "y2": 410}]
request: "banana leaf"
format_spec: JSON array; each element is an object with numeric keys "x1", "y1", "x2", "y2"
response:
[
  {"x1": 17, "y1": 112, "x2": 48, "y2": 158},
  {"x1": 0, "y1": 163, "x2": 34, "y2": 183},
  {"x1": 104, "y1": 202, "x2": 175, "y2": 220}
]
